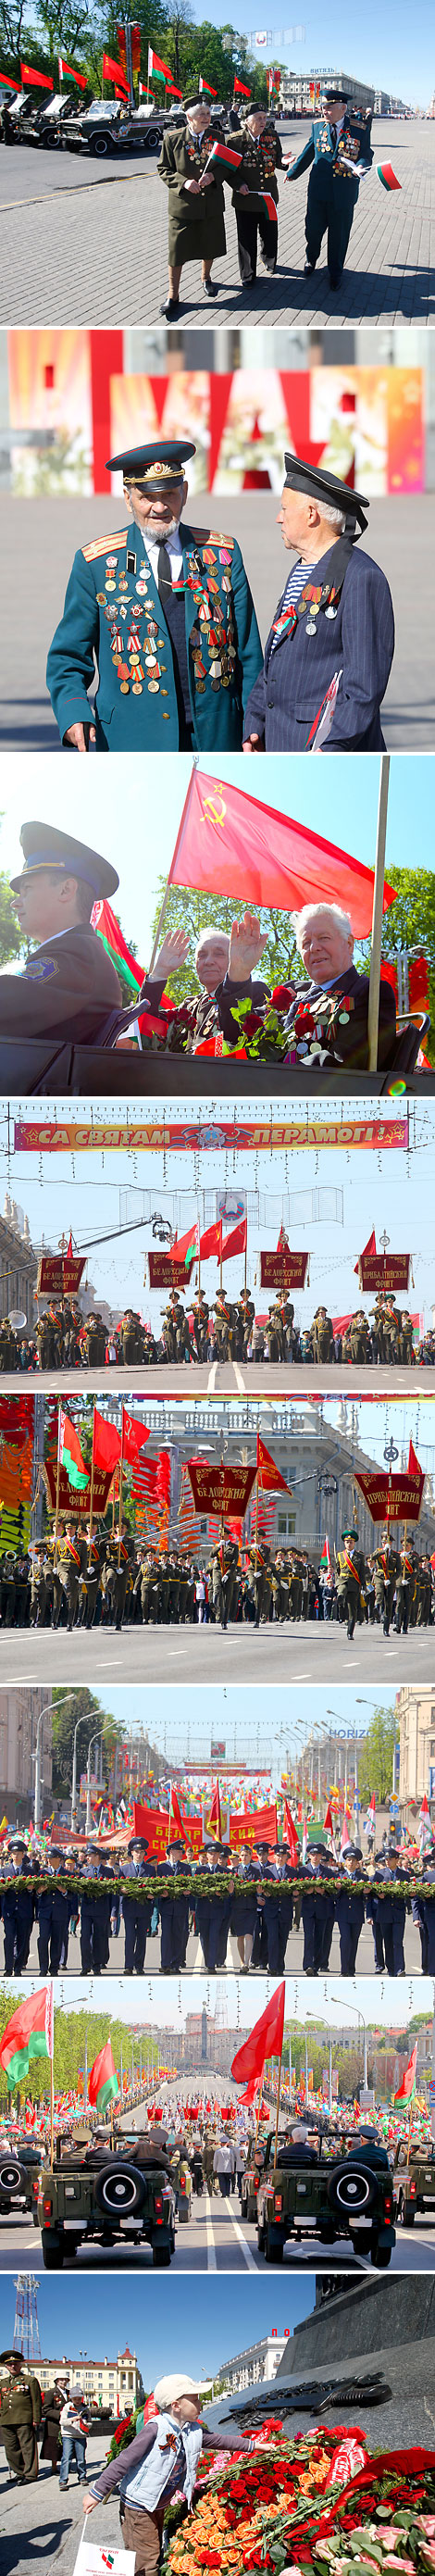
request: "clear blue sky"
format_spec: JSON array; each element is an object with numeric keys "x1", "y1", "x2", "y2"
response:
[
  {"x1": 0, "y1": 2273, "x2": 314, "y2": 2373},
  {"x1": 190, "y1": 0, "x2": 433, "y2": 110},
  {"x1": 78, "y1": 1683, "x2": 392, "y2": 1775},
  {"x1": 0, "y1": 755, "x2": 432, "y2": 970},
  {"x1": 36, "y1": 1971, "x2": 433, "y2": 2029},
  {"x1": 5, "y1": 1099, "x2": 435, "y2": 1328}
]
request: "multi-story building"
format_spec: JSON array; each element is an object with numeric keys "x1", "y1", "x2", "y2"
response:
[
  {"x1": 0, "y1": 1196, "x2": 38, "y2": 1327},
  {"x1": 0, "y1": 1687, "x2": 51, "y2": 1826},
  {"x1": 396, "y1": 1687, "x2": 435, "y2": 1815},
  {"x1": 36, "y1": 2345, "x2": 144, "y2": 2416},
  {"x1": 280, "y1": 69, "x2": 375, "y2": 114},
  {"x1": 216, "y1": 2332, "x2": 292, "y2": 2394}
]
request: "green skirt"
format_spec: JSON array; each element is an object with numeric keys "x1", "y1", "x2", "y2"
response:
[{"x1": 168, "y1": 192, "x2": 227, "y2": 266}]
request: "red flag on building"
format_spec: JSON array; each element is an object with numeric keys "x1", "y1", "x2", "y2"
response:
[
  {"x1": 230, "y1": 1981, "x2": 285, "y2": 2084},
  {"x1": 166, "y1": 769, "x2": 396, "y2": 940}
]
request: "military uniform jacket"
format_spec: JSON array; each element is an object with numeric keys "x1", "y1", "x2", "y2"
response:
[
  {"x1": 46, "y1": 520, "x2": 263, "y2": 752},
  {"x1": 280, "y1": 963, "x2": 396, "y2": 1072},
  {"x1": 228, "y1": 124, "x2": 283, "y2": 206},
  {"x1": 157, "y1": 121, "x2": 226, "y2": 264},
  {"x1": 289, "y1": 108, "x2": 373, "y2": 194},
  {"x1": 243, "y1": 539, "x2": 394, "y2": 753},
  {"x1": 0, "y1": 923, "x2": 121, "y2": 1042}
]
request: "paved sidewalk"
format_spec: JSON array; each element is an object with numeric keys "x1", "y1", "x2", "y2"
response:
[
  {"x1": 0, "y1": 119, "x2": 433, "y2": 326},
  {"x1": 1, "y1": 490, "x2": 433, "y2": 751}
]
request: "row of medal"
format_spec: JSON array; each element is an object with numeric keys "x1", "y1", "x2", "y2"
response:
[
  {"x1": 186, "y1": 544, "x2": 236, "y2": 694},
  {"x1": 97, "y1": 553, "x2": 169, "y2": 701}
]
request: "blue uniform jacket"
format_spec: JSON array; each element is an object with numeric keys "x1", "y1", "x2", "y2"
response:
[
  {"x1": 288, "y1": 109, "x2": 373, "y2": 194},
  {"x1": 243, "y1": 541, "x2": 394, "y2": 752},
  {"x1": 46, "y1": 519, "x2": 263, "y2": 752}
]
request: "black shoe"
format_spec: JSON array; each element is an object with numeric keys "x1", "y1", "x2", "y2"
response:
[
  {"x1": 242, "y1": 276, "x2": 255, "y2": 289},
  {"x1": 329, "y1": 269, "x2": 342, "y2": 291},
  {"x1": 160, "y1": 297, "x2": 180, "y2": 319},
  {"x1": 304, "y1": 258, "x2": 316, "y2": 273},
  {"x1": 203, "y1": 275, "x2": 218, "y2": 296}
]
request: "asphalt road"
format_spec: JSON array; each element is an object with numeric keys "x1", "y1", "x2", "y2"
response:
[
  {"x1": 2, "y1": 488, "x2": 433, "y2": 753},
  {"x1": 6, "y1": 1909, "x2": 423, "y2": 1978},
  {"x1": 0, "y1": 1363, "x2": 432, "y2": 1397},
  {"x1": 3, "y1": 1619, "x2": 434, "y2": 1682},
  {"x1": 0, "y1": 2197, "x2": 431, "y2": 2285},
  {"x1": 0, "y1": 119, "x2": 432, "y2": 326}
]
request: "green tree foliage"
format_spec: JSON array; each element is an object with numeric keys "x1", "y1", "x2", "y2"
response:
[
  {"x1": 357, "y1": 1702, "x2": 396, "y2": 1808},
  {"x1": 0, "y1": 0, "x2": 267, "y2": 93},
  {"x1": 0, "y1": 873, "x2": 24, "y2": 969},
  {"x1": 51, "y1": 1684, "x2": 111, "y2": 1799},
  {"x1": 377, "y1": 865, "x2": 435, "y2": 1066},
  {"x1": 0, "y1": 1992, "x2": 159, "y2": 2102}
]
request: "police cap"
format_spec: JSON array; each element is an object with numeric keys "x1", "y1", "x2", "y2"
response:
[
  {"x1": 283, "y1": 450, "x2": 368, "y2": 534},
  {"x1": 106, "y1": 436, "x2": 196, "y2": 491},
  {"x1": 12, "y1": 820, "x2": 119, "y2": 900},
  {"x1": 321, "y1": 85, "x2": 349, "y2": 102}
]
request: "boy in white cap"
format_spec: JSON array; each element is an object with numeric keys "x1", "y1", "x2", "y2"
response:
[{"x1": 83, "y1": 2373, "x2": 253, "y2": 2575}]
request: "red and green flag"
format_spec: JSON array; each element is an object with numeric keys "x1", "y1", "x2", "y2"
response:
[
  {"x1": 0, "y1": 1984, "x2": 54, "y2": 2090},
  {"x1": 148, "y1": 44, "x2": 172, "y2": 81},
  {"x1": 58, "y1": 1407, "x2": 89, "y2": 1491},
  {"x1": 377, "y1": 161, "x2": 401, "y2": 191},
  {"x1": 393, "y1": 2041, "x2": 417, "y2": 2104},
  {"x1": 91, "y1": 898, "x2": 144, "y2": 1003},
  {"x1": 88, "y1": 2040, "x2": 120, "y2": 2114}
]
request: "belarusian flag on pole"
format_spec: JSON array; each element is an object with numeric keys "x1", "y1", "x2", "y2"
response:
[
  {"x1": 58, "y1": 1408, "x2": 89, "y2": 1491},
  {"x1": 0, "y1": 1985, "x2": 54, "y2": 2089},
  {"x1": 88, "y1": 2040, "x2": 119, "y2": 2114},
  {"x1": 185, "y1": 1219, "x2": 201, "y2": 1274},
  {"x1": 318, "y1": 1535, "x2": 331, "y2": 1577},
  {"x1": 91, "y1": 899, "x2": 144, "y2": 1001},
  {"x1": 148, "y1": 44, "x2": 172, "y2": 79},
  {"x1": 393, "y1": 2040, "x2": 417, "y2": 2104},
  {"x1": 199, "y1": 74, "x2": 218, "y2": 94},
  {"x1": 58, "y1": 56, "x2": 87, "y2": 86}
]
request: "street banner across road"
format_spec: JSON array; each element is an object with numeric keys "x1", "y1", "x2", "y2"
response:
[{"x1": 14, "y1": 1120, "x2": 410, "y2": 1153}]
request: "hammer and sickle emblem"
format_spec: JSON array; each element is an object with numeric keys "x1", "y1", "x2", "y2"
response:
[{"x1": 202, "y1": 785, "x2": 227, "y2": 829}]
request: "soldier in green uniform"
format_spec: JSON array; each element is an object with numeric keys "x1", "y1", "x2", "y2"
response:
[
  {"x1": 157, "y1": 94, "x2": 227, "y2": 319},
  {"x1": 192, "y1": 1289, "x2": 209, "y2": 1361},
  {"x1": 3, "y1": 821, "x2": 121, "y2": 1045},
  {"x1": 312, "y1": 1306, "x2": 334, "y2": 1362},
  {"x1": 228, "y1": 102, "x2": 283, "y2": 288},
  {"x1": 235, "y1": 1286, "x2": 255, "y2": 1357},
  {"x1": 349, "y1": 1309, "x2": 370, "y2": 1366},
  {"x1": 0, "y1": 2351, "x2": 42, "y2": 2482},
  {"x1": 46, "y1": 439, "x2": 262, "y2": 755},
  {"x1": 56, "y1": 1519, "x2": 86, "y2": 1631},
  {"x1": 212, "y1": 1290, "x2": 236, "y2": 1361},
  {"x1": 336, "y1": 1527, "x2": 366, "y2": 1639},
  {"x1": 285, "y1": 84, "x2": 373, "y2": 290}
]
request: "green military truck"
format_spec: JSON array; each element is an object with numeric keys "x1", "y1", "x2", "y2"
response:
[
  {"x1": 255, "y1": 2129, "x2": 396, "y2": 2267},
  {"x1": 393, "y1": 2137, "x2": 435, "y2": 2225},
  {"x1": 37, "y1": 2136, "x2": 177, "y2": 2269},
  {"x1": 0, "y1": 2141, "x2": 43, "y2": 2220}
]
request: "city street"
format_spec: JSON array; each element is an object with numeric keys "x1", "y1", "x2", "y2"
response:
[
  {"x1": 3, "y1": 1620, "x2": 434, "y2": 1682},
  {"x1": 2, "y1": 485, "x2": 433, "y2": 752},
  {"x1": 5, "y1": 1912, "x2": 423, "y2": 1978},
  {"x1": 0, "y1": 118, "x2": 432, "y2": 327},
  {"x1": 0, "y1": 1363, "x2": 432, "y2": 1396},
  {"x1": 0, "y1": 2195, "x2": 431, "y2": 2282}
]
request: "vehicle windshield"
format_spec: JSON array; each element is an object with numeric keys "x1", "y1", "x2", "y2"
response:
[{"x1": 83, "y1": 99, "x2": 120, "y2": 119}]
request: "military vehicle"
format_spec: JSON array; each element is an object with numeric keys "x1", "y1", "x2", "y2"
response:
[
  {"x1": 393, "y1": 2136, "x2": 435, "y2": 2225},
  {"x1": 255, "y1": 2127, "x2": 396, "y2": 2266},
  {"x1": 37, "y1": 2132, "x2": 177, "y2": 2267}
]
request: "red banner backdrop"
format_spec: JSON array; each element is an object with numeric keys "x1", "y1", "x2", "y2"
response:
[
  {"x1": 14, "y1": 1119, "x2": 410, "y2": 1154},
  {"x1": 148, "y1": 1254, "x2": 191, "y2": 1288},
  {"x1": 36, "y1": 1255, "x2": 86, "y2": 1294},
  {"x1": 44, "y1": 1461, "x2": 114, "y2": 1519},
  {"x1": 356, "y1": 1253, "x2": 411, "y2": 1291},
  {"x1": 229, "y1": 1805, "x2": 278, "y2": 1849},
  {"x1": 132, "y1": 1802, "x2": 203, "y2": 1854},
  {"x1": 259, "y1": 1252, "x2": 309, "y2": 1288},
  {"x1": 187, "y1": 1461, "x2": 256, "y2": 1517}
]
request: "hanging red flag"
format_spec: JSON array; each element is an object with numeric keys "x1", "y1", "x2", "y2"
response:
[
  {"x1": 221, "y1": 1218, "x2": 247, "y2": 1263},
  {"x1": 167, "y1": 769, "x2": 396, "y2": 939},
  {"x1": 102, "y1": 51, "x2": 129, "y2": 89},
  {"x1": 122, "y1": 1407, "x2": 150, "y2": 1460},
  {"x1": 282, "y1": 1803, "x2": 299, "y2": 1864},
  {"x1": 393, "y1": 2041, "x2": 417, "y2": 2103},
  {"x1": 230, "y1": 1981, "x2": 285, "y2": 2083},
  {"x1": 93, "y1": 1409, "x2": 121, "y2": 1473},
  {"x1": 256, "y1": 1432, "x2": 292, "y2": 1495},
  {"x1": 20, "y1": 62, "x2": 54, "y2": 86},
  {"x1": 168, "y1": 1783, "x2": 192, "y2": 1848},
  {"x1": 207, "y1": 1781, "x2": 222, "y2": 1843}
]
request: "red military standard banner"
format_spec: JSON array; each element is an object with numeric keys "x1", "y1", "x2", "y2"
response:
[
  {"x1": 187, "y1": 1459, "x2": 256, "y2": 1516},
  {"x1": 36, "y1": 1255, "x2": 86, "y2": 1294},
  {"x1": 260, "y1": 1251, "x2": 309, "y2": 1288},
  {"x1": 229, "y1": 1805, "x2": 278, "y2": 1850},
  {"x1": 356, "y1": 1251, "x2": 411, "y2": 1291},
  {"x1": 132, "y1": 1802, "x2": 203, "y2": 1854},
  {"x1": 354, "y1": 1439, "x2": 425, "y2": 1525},
  {"x1": 44, "y1": 1461, "x2": 115, "y2": 1519},
  {"x1": 148, "y1": 1254, "x2": 190, "y2": 1288}
]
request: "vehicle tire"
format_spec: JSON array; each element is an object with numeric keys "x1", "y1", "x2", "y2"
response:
[
  {"x1": 327, "y1": 2162, "x2": 377, "y2": 2220},
  {"x1": 256, "y1": 2220, "x2": 266, "y2": 2252},
  {"x1": 94, "y1": 2162, "x2": 145, "y2": 2218},
  {"x1": 370, "y1": 2237, "x2": 392, "y2": 2268},
  {"x1": 402, "y1": 2199, "x2": 415, "y2": 2226},
  {"x1": 153, "y1": 2243, "x2": 171, "y2": 2266},
  {"x1": 0, "y1": 2158, "x2": 23, "y2": 2203},
  {"x1": 42, "y1": 2231, "x2": 65, "y2": 2269},
  {"x1": 266, "y1": 2227, "x2": 283, "y2": 2262},
  {"x1": 45, "y1": 131, "x2": 61, "y2": 147},
  {"x1": 90, "y1": 131, "x2": 111, "y2": 156}
]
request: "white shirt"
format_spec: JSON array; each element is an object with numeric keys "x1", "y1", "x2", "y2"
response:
[{"x1": 142, "y1": 526, "x2": 183, "y2": 587}]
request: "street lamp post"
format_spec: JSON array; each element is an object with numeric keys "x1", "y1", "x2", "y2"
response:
[
  {"x1": 33, "y1": 1690, "x2": 78, "y2": 1831},
  {"x1": 85, "y1": 1732, "x2": 103, "y2": 1837},
  {"x1": 329, "y1": 1992, "x2": 368, "y2": 2093}
]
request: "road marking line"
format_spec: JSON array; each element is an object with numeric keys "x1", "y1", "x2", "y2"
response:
[
  {"x1": 205, "y1": 2190, "x2": 217, "y2": 2270},
  {"x1": 233, "y1": 1364, "x2": 246, "y2": 1394},
  {"x1": 222, "y1": 2196, "x2": 259, "y2": 2270}
]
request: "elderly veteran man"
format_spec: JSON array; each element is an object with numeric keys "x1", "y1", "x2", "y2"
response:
[
  {"x1": 280, "y1": 899, "x2": 396, "y2": 1072},
  {"x1": 0, "y1": 820, "x2": 121, "y2": 1043},
  {"x1": 242, "y1": 452, "x2": 394, "y2": 754},
  {"x1": 82, "y1": 2372, "x2": 254, "y2": 2576},
  {"x1": 129, "y1": 910, "x2": 269, "y2": 1054},
  {"x1": 46, "y1": 439, "x2": 262, "y2": 754},
  {"x1": 285, "y1": 85, "x2": 373, "y2": 292}
]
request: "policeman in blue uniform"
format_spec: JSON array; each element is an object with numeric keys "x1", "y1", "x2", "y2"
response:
[
  {"x1": 46, "y1": 439, "x2": 263, "y2": 754},
  {"x1": 335, "y1": 1845, "x2": 366, "y2": 1976},
  {"x1": 285, "y1": 85, "x2": 373, "y2": 290},
  {"x1": 37, "y1": 1851, "x2": 71, "y2": 1976},
  {"x1": 0, "y1": 1844, "x2": 36, "y2": 1976},
  {"x1": 2, "y1": 822, "x2": 121, "y2": 1043},
  {"x1": 121, "y1": 1837, "x2": 154, "y2": 1976},
  {"x1": 300, "y1": 1843, "x2": 337, "y2": 1974},
  {"x1": 367, "y1": 1855, "x2": 406, "y2": 1976},
  {"x1": 155, "y1": 1840, "x2": 193, "y2": 1974},
  {"x1": 243, "y1": 450, "x2": 394, "y2": 754},
  {"x1": 79, "y1": 1853, "x2": 114, "y2": 1976}
]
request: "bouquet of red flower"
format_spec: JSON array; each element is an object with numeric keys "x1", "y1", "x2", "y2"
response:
[{"x1": 166, "y1": 2432, "x2": 435, "y2": 2576}]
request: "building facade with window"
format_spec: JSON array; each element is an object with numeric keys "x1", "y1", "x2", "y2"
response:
[
  {"x1": 397, "y1": 1688, "x2": 435, "y2": 1813},
  {"x1": 216, "y1": 2332, "x2": 292, "y2": 2394},
  {"x1": 36, "y1": 2345, "x2": 144, "y2": 2415}
]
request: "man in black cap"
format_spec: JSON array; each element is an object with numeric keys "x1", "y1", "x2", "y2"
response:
[
  {"x1": 46, "y1": 440, "x2": 262, "y2": 755},
  {"x1": 158, "y1": 94, "x2": 227, "y2": 319},
  {"x1": 227, "y1": 102, "x2": 283, "y2": 289},
  {"x1": 285, "y1": 85, "x2": 373, "y2": 289},
  {"x1": 1, "y1": 821, "x2": 121, "y2": 1043},
  {"x1": 243, "y1": 450, "x2": 394, "y2": 754},
  {"x1": 121, "y1": 1838, "x2": 154, "y2": 1975}
]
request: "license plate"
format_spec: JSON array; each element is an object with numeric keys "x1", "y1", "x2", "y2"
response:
[{"x1": 350, "y1": 2217, "x2": 371, "y2": 2229}]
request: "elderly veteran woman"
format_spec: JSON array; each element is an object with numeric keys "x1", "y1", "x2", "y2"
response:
[
  {"x1": 158, "y1": 94, "x2": 227, "y2": 320},
  {"x1": 82, "y1": 2372, "x2": 254, "y2": 2576}
]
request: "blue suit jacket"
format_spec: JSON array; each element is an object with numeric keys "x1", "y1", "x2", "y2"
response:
[
  {"x1": 288, "y1": 109, "x2": 373, "y2": 194},
  {"x1": 243, "y1": 541, "x2": 394, "y2": 752},
  {"x1": 46, "y1": 519, "x2": 263, "y2": 752}
]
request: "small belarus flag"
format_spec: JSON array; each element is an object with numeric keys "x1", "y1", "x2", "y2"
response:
[
  {"x1": 377, "y1": 161, "x2": 401, "y2": 190},
  {"x1": 0, "y1": 1984, "x2": 54, "y2": 2089},
  {"x1": 58, "y1": 1407, "x2": 89, "y2": 1491},
  {"x1": 393, "y1": 2039, "x2": 417, "y2": 2103},
  {"x1": 88, "y1": 2040, "x2": 119, "y2": 2114},
  {"x1": 318, "y1": 1535, "x2": 331, "y2": 1577}
]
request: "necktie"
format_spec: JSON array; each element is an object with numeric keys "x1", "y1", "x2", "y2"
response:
[
  {"x1": 329, "y1": 122, "x2": 337, "y2": 146},
  {"x1": 157, "y1": 542, "x2": 172, "y2": 608}
]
